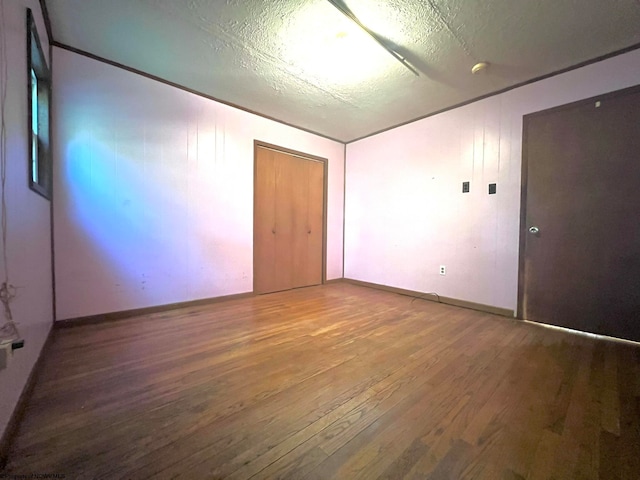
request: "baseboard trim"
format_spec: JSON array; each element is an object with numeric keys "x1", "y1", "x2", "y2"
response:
[
  {"x1": 0, "y1": 326, "x2": 54, "y2": 469},
  {"x1": 56, "y1": 281, "x2": 348, "y2": 328},
  {"x1": 343, "y1": 278, "x2": 514, "y2": 317},
  {"x1": 55, "y1": 291, "x2": 255, "y2": 328}
]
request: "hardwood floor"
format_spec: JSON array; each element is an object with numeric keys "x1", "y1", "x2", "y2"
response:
[{"x1": 3, "y1": 283, "x2": 639, "y2": 479}]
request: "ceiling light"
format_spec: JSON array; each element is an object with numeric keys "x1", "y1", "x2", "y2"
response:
[
  {"x1": 281, "y1": 3, "x2": 395, "y2": 86},
  {"x1": 326, "y1": 0, "x2": 418, "y2": 76},
  {"x1": 471, "y1": 62, "x2": 489, "y2": 74}
]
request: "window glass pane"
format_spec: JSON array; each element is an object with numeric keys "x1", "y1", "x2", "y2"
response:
[
  {"x1": 31, "y1": 69, "x2": 39, "y2": 184},
  {"x1": 32, "y1": 136, "x2": 38, "y2": 183},
  {"x1": 31, "y1": 69, "x2": 38, "y2": 134},
  {"x1": 27, "y1": 9, "x2": 51, "y2": 199}
]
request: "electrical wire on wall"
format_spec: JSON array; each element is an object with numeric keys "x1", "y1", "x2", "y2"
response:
[{"x1": 0, "y1": 0, "x2": 20, "y2": 343}]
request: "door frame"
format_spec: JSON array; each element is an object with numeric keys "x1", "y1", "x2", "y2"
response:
[
  {"x1": 253, "y1": 140, "x2": 329, "y2": 293},
  {"x1": 516, "y1": 83, "x2": 640, "y2": 320}
]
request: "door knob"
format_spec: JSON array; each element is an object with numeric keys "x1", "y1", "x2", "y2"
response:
[{"x1": 528, "y1": 226, "x2": 540, "y2": 234}]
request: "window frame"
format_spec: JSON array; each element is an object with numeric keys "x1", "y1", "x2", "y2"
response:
[{"x1": 27, "y1": 8, "x2": 52, "y2": 200}]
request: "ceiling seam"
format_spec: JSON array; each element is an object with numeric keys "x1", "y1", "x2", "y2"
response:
[{"x1": 425, "y1": 0, "x2": 476, "y2": 61}]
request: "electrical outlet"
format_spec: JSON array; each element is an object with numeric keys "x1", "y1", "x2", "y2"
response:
[{"x1": 439, "y1": 265, "x2": 446, "y2": 275}]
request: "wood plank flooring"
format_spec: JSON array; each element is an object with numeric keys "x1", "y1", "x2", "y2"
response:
[{"x1": 3, "y1": 283, "x2": 639, "y2": 479}]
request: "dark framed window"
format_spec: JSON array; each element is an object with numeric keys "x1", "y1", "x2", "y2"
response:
[{"x1": 27, "y1": 8, "x2": 51, "y2": 199}]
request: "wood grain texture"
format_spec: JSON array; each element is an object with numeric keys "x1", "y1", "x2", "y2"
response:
[
  {"x1": 253, "y1": 146, "x2": 277, "y2": 294},
  {"x1": 254, "y1": 144, "x2": 325, "y2": 294},
  {"x1": 290, "y1": 155, "x2": 309, "y2": 289},
  {"x1": 306, "y1": 159, "x2": 324, "y2": 287},
  {"x1": 2, "y1": 283, "x2": 639, "y2": 479}
]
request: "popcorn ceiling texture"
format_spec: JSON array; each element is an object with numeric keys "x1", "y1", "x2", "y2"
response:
[{"x1": 47, "y1": 0, "x2": 640, "y2": 141}]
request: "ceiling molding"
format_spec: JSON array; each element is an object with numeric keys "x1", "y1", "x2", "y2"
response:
[
  {"x1": 50, "y1": 39, "x2": 640, "y2": 145},
  {"x1": 347, "y1": 42, "x2": 640, "y2": 144},
  {"x1": 51, "y1": 41, "x2": 346, "y2": 145},
  {"x1": 41, "y1": 1, "x2": 640, "y2": 143}
]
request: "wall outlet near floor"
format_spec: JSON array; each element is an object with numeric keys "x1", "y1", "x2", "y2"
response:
[{"x1": 439, "y1": 265, "x2": 446, "y2": 275}]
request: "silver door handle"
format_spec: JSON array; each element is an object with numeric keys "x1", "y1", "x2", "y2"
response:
[{"x1": 528, "y1": 226, "x2": 540, "y2": 234}]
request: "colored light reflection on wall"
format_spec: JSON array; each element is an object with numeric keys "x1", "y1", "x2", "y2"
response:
[
  {"x1": 65, "y1": 130, "x2": 186, "y2": 303},
  {"x1": 59, "y1": 118, "x2": 256, "y2": 320},
  {"x1": 63, "y1": 125, "x2": 253, "y2": 310}
]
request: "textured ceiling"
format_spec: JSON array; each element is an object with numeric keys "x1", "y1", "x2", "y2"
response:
[{"x1": 46, "y1": 0, "x2": 640, "y2": 142}]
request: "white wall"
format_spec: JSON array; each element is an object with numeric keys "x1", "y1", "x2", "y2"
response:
[
  {"x1": 0, "y1": 0, "x2": 53, "y2": 442},
  {"x1": 53, "y1": 48, "x2": 345, "y2": 320},
  {"x1": 345, "y1": 49, "x2": 640, "y2": 311}
]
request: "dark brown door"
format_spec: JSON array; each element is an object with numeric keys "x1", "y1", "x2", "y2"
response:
[
  {"x1": 519, "y1": 85, "x2": 640, "y2": 342},
  {"x1": 254, "y1": 145, "x2": 325, "y2": 294}
]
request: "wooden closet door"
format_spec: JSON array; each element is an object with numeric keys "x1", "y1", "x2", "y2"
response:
[
  {"x1": 289, "y1": 154, "x2": 310, "y2": 289},
  {"x1": 254, "y1": 145, "x2": 325, "y2": 294},
  {"x1": 305, "y1": 160, "x2": 324, "y2": 287},
  {"x1": 273, "y1": 150, "x2": 297, "y2": 291},
  {"x1": 254, "y1": 148, "x2": 277, "y2": 294}
]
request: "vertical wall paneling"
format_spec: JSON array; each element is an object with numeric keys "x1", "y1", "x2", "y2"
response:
[
  {"x1": 52, "y1": 48, "x2": 344, "y2": 320},
  {"x1": 0, "y1": 0, "x2": 53, "y2": 446},
  {"x1": 345, "y1": 49, "x2": 640, "y2": 312}
]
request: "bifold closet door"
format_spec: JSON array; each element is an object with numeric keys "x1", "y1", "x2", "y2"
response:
[{"x1": 254, "y1": 146, "x2": 324, "y2": 294}]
